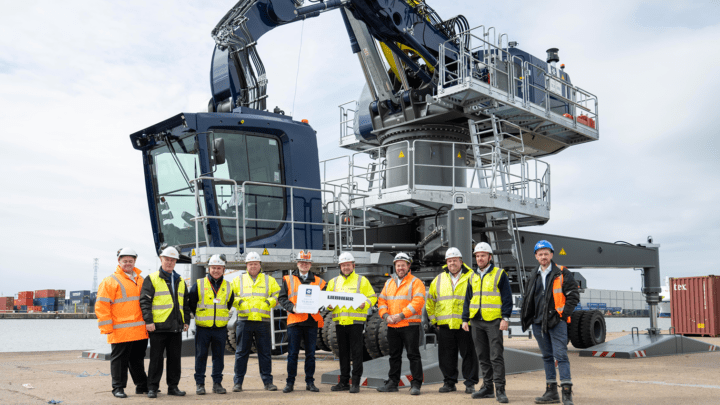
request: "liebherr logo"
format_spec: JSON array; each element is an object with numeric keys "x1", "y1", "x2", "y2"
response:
[{"x1": 674, "y1": 284, "x2": 687, "y2": 291}]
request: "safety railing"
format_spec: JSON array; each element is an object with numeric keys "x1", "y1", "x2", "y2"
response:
[
  {"x1": 339, "y1": 100, "x2": 358, "y2": 142},
  {"x1": 438, "y1": 25, "x2": 598, "y2": 130}
]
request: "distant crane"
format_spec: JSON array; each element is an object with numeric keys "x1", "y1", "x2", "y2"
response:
[{"x1": 92, "y1": 258, "x2": 99, "y2": 293}]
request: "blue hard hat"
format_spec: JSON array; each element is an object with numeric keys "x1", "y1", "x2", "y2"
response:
[{"x1": 534, "y1": 240, "x2": 554, "y2": 253}]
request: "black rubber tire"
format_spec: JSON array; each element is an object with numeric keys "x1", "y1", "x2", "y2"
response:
[
  {"x1": 568, "y1": 310, "x2": 586, "y2": 348},
  {"x1": 378, "y1": 321, "x2": 390, "y2": 356},
  {"x1": 580, "y1": 310, "x2": 606, "y2": 348},
  {"x1": 322, "y1": 312, "x2": 335, "y2": 353},
  {"x1": 316, "y1": 310, "x2": 331, "y2": 352},
  {"x1": 364, "y1": 312, "x2": 383, "y2": 359},
  {"x1": 327, "y1": 317, "x2": 340, "y2": 357}
]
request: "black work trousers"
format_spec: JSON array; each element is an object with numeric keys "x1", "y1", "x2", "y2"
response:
[
  {"x1": 147, "y1": 332, "x2": 182, "y2": 390},
  {"x1": 387, "y1": 324, "x2": 423, "y2": 388},
  {"x1": 471, "y1": 318, "x2": 506, "y2": 387},
  {"x1": 335, "y1": 323, "x2": 364, "y2": 384},
  {"x1": 110, "y1": 338, "x2": 148, "y2": 391},
  {"x1": 437, "y1": 325, "x2": 479, "y2": 387}
]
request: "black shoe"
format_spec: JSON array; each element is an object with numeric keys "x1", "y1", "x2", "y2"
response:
[
  {"x1": 306, "y1": 383, "x2": 320, "y2": 392},
  {"x1": 496, "y1": 386, "x2": 509, "y2": 403},
  {"x1": 135, "y1": 386, "x2": 148, "y2": 395},
  {"x1": 167, "y1": 386, "x2": 186, "y2": 396},
  {"x1": 561, "y1": 384, "x2": 573, "y2": 405},
  {"x1": 438, "y1": 382, "x2": 456, "y2": 393},
  {"x1": 472, "y1": 384, "x2": 495, "y2": 399},
  {"x1": 232, "y1": 384, "x2": 243, "y2": 392},
  {"x1": 410, "y1": 386, "x2": 421, "y2": 396},
  {"x1": 213, "y1": 383, "x2": 226, "y2": 394},
  {"x1": 196, "y1": 384, "x2": 206, "y2": 395},
  {"x1": 265, "y1": 383, "x2": 278, "y2": 391},
  {"x1": 283, "y1": 384, "x2": 294, "y2": 393},
  {"x1": 376, "y1": 380, "x2": 399, "y2": 392},
  {"x1": 465, "y1": 385, "x2": 475, "y2": 394},
  {"x1": 331, "y1": 382, "x2": 350, "y2": 391},
  {"x1": 113, "y1": 388, "x2": 127, "y2": 398},
  {"x1": 146, "y1": 390, "x2": 157, "y2": 399},
  {"x1": 535, "y1": 383, "x2": 560, "y2": 404},
  {"x1": 349, "y1": 384, "x2": 360, "y2": 393}
]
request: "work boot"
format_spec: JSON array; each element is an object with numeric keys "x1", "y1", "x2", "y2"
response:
[
  {"x1": 331, "y1": 382, "x2": 350, "y2": 391},
  {"x1": 196, "y1": 384, "x2": 206, "y2": 395},
  {"x1": 349, "y1": 383, "x2": 360, "y2": 393},
  {"x1": 212, "y1": 383, "x2": 226, "y2": 394},
  {"x1": 472, "y1": 383, "x2": 494, "y2": 399},
  {"x1": 112, "y1": 388, "x2": 127, "y2": 398},
  {"x1": 134, "y1": 386, "x2": 149, "y2": 395},
  {"x1": 264, "y1": 383, "x2": 278, "y2": 391},
  {"x1": 535, "y1": 383, "x2": 560, "y2": 404},
  {"x1": 146, "y1": 390, "x2": 157, "y2": 399},
  {"x1": 465, "y1": 385, "x2": 475, "y2": 394},
  {"x1": 438, "y1": 382, "x2": 456, "y2": 393},
  {"x1": 496, "y1": 385, "x2": 509, "y2": 403},
  {"x1": 306, "y1": 383, "x2": 320, "y2": 392},
  {"x1": 283, "y1": 384, "x2": 294, "y2": 393},
  {"x1": 167, "y1": 386, "x2": 186, "y2": 396},
  {"x1": 376, "y1": 380, "x2": 399, "y2": 392},
  {"x1": 232, "y1": 384, "x2": 243, "y2": 392},
  {"x1": 561, "y1": 384, "x2": 574, "y2": 405},
  {"x1": 409, "y1": 385, "x2": 421, "y2": 396}
]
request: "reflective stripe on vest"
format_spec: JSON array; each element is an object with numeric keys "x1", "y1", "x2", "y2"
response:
[
  {"x1": 379, "y1": 275, "x2": 423, "y2": 324},
  {"x1": 431, "y1": 270, "x2": 472, "y2": 328},
  {"x1": 100, "y1": 275, "x2": 145, "y2": 330},
  {"x1": 330, "y1": 272, "x2": 371, "y2": 324},
  {"x1": 468, "y1": 267, "x2": 503, "y2": 322},
  {"x1": 195, "y1": 277, "x2": 231, "y2": 327},
  {"x1": 236, "y1": 273, "x2": 274, "y2": 321},
  {"x1": 285, "y1": 274, "x2": 326, "y2": 326},
  {"x1": 149, "y1": 271, "x2": 186, "y2": 324}
]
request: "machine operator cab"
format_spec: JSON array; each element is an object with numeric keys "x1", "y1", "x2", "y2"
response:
[{"x1": 129, "y1": 108, "x2": 324, "y2": 261}]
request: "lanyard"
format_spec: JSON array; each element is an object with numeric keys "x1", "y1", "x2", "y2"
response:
[{"x1": 208, "y1": 276, "x2": 219, "y2": 296}]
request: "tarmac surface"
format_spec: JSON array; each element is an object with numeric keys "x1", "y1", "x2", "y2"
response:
[{"x1": 1, "y1": 332, "x2": 718, "y2": 404}]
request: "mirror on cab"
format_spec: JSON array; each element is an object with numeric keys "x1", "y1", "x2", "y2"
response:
[{"x1": 213, "y1": 137, "x2": 226, "y2": 165}]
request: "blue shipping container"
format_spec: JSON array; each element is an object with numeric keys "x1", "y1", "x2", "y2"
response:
[
  {"x1": 70, "y1": 290, "x2": 91, "y2": 298},
  {"x1": 598, "y1": 303, "x2": 607, "y2": 309},
  {"x1": 587, "y1": 303, "x2": 600, "y2": 309},
  {"x1": 36, "y1": 297, "x2": 56, "y2": 306}
]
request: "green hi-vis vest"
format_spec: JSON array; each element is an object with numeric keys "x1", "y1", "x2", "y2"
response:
[
  {"x1": 427, "y1": 266, "x2": 474, "y2": 329},
  {"x1": 468, "y1": 266, "x2": 504, "y2": 322},
  {"x1": 195, "y1": 277, "x2": 231, "y2": 327},
  {"x1": 149, "y1": 271, "x2": 186, "y2": 324}
]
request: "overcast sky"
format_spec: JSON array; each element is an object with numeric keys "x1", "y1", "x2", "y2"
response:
[{"x1": 1, "y1": 0, "x2": 718, "y2": 297}]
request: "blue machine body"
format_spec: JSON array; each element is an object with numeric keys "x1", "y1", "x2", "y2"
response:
[{"x1": 130, "y1": 108, "x2": 324, "y2": 257}]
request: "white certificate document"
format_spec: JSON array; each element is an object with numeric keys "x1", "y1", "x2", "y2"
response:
[{"x1": 295, "y1": 285, "x2": 322, "y2": 313}]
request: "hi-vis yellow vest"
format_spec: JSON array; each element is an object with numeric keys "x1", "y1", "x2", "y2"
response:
[
  {"x1": 327, "y1": 271, "x2": 377, "y2": 325},
  {"x1": 149, "y1": 271, "x2": 186, "y2": 324},
  {"x1": 196, "y1": 277, "x2": 231, "y2": 327},
  {"x1": 427, "y1": 265, "x2": 474, "y2": 329},
  {"x1": 231, "y1": 272, "x2": 280, "y2": 322},
  {"x1": 468, "y1": 266, "x2": 504, "y2": 322}
]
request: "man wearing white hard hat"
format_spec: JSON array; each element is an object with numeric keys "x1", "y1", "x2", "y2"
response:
[
  {"x1": 327, "y1": 252, "x2": 376, "y2": 394},
  {"x1": 231, "y1": 251, "x2": 280, "y2": 392},
  {"x1": 461, "y1": 242, "x2": 512, "y2": 403},
  {"x1": 140, "y1": 246, "x2": 190, "y2": 398},
  {"x1": 188, "y1": 254, "x2": 234, "y2": 395},
  {"x1": 277, "y1": 250, "x2": 326, "y2": 393},
  {"x1": 426, "y1": 247, "x2": 479, "y2": 395}
]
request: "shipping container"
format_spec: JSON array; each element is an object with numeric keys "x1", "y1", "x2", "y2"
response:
[
  {"x1": 55, "y1": 289, "x2": 66, "y2": 299},
  {"x1": 18, "y1": 291, "x2": 34, "y2": 299},
  {"x1": 17, "y1": 298, "x2": 33, "y2": 307},
  {"x1": 670, "y1": 275, "x2": 720, "y2": 337},
  {"x1": 70, "y1": 290, "x2": 91, "y2": 298},
  {"x1": 598, "y1": 303, "x2": 607, "y2": 309},
  {"x1": 35, "y1": 289, "x2": 56, "y2": 298}
]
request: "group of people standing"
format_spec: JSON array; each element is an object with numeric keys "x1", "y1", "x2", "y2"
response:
[{"x1": 96, "y1": 239, "x2": 578, "y2": 404}]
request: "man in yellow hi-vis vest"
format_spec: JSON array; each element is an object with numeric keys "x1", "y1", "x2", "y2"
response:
[
  {"x1": 327, "y1": 252, "x2": 377, "y2": 394},
  {"x1": 188, "y1": 254, "x2": 234, "y2": 395},
  {"x1": 231, "y1": 251, "x2": 280, "y2": 392},
  {"x1": 140, "y1": 246, "x2": 190, "y2": 398},
  {"x1": 426, "y1": 247, "x2": 479, "y2": 394},
  {"x1": 461, "y1": 242, "x2": 512, "y2": 403}
]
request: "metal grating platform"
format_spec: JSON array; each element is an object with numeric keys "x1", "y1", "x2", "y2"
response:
[{"x1": 579, "y1": 333, "x2": 719, "y2": 359}]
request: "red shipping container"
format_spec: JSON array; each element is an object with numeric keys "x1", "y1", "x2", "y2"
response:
[
  {"x1": 670, "y1": 275, "x2": 720, "y2": 337},
  {"x1": 17, "y1": 298, "x2": 33, "y2": 307},
  {"x1": 0, "y1": 297, "x2": 13, "y2": 305},
  {"x1": 35, "y1": 289, "x2": 56, "y2": 298},
  {"x1": 55, "y1": 290, "x2": 66, "y2": 299},
  {"x1": 18, "y1": 291, "x2": 34, "y2": 299}
]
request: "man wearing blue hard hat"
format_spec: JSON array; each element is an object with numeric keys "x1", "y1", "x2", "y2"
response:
[{"x1": 519, "y1": 240, "x2": 579, "y2": 405}]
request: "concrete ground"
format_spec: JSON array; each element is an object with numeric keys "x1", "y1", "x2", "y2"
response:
[{"x1": 1, "y1": 332, "x2": 718, "y2": 404}]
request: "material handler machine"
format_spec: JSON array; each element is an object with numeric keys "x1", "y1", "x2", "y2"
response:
[{"x1": 125, "y1": 0, "x2": 714, "y2": 383}]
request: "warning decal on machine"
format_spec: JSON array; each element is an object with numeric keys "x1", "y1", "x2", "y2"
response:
[
  {"x1": 559, "y1": 248, "x2": 567, "y2": 256},
  {"x1": 398, "y1": 151, "x2": 405, "y2": 158},
  {"x1": 262, "y1": 248, "x2": 269, "y2": 255}
]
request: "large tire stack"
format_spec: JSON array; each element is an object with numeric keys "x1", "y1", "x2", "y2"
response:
[
  {"x1": 364, "y1": 312, "x2": 384, "y2": 359},
  {"x1": 568, "y1": 310, "x2": 606, "y2": 348},
  {"x1": 316, "y1": 309, "x2": 331, "y2": 352}
]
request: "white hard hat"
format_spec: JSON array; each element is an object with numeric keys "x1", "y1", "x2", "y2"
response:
[
  {"x1": 245, "y1": 251, "x2": 262, "y2": 263},
  {"x1": 338, "y1": 252, "x2": 355, "y2": 265},
  {"x1": 208, "y1": 254, "x2": 226, "y2": 266},
  {"x1": 445, "y1": 247, "x2": 463, "y2": 260},
  {"x1": 473, "y1": 242, "x2": 493, "y2": 255},
  {"x1": 117, "y1": 248, "x2": 138, "y2": 258},
  {"x1": 160, "y1": 247, "x2": 180, "y2": 260},
  {"x1": 393, "y1": 252, "x2": 412, "y2": 264},
  {"x1": 296, "y1": 250, "x2": 313, "y2": 262}
]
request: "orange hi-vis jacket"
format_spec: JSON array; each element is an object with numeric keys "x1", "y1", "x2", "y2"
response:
[
  {"x1": 378, "y1": 271, "x2": 426, "y2": 328},
  {"x1": 96, "y1": 266, "x2": 149, "y2": 344},
  {"x1": 284, "y1": 273, "x2": 327, "y2": 327}
]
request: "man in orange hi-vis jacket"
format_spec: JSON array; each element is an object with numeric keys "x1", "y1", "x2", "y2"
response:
[
  {"x1": 96, "y1": 248, "x2": 149, "y2": 398},
  {"x1": 376, "y1": 252, "x2": 426, "y2": 396}
]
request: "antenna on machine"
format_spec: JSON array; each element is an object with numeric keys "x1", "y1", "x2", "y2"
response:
[{"x1": 92, "y1": 258, "x2": 99, "y2": 292}]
